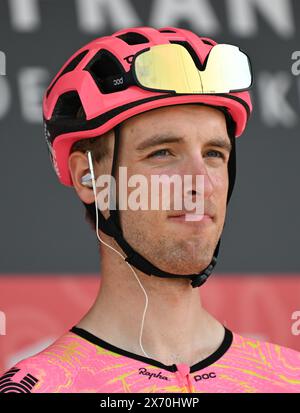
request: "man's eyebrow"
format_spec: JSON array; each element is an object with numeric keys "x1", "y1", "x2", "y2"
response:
[
  {"x1": 135, "y1": 134, "x2": 184, "y2": 152},
  {"x1": 205, "y1": 138, "x2": 232, "y2": 153},
  {"x1": 135, "y1": 134, "x2": 232, "y2": 153}
]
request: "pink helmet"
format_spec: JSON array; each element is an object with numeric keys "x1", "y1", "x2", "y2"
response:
[{"x1": 43, "y1": 26, "x2": 252, "y2": 186}]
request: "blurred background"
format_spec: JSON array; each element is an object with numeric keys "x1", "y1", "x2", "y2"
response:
[{"x1": 0, "y1": 0, "x2": 300, "y2": 374}]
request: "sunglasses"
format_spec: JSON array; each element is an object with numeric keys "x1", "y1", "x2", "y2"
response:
[{"x1": 102, "y1": 42, "x2": 253, "y2": 95}]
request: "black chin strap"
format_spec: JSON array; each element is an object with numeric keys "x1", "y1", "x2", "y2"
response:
[{"x1": 84, "y1": 108, "x2": 236, "y2": 288}]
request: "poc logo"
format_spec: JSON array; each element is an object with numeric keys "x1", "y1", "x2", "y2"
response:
[
  {"x1": 194, "y1": 372, "x2": 216, "y2": 382},
  {"x1": 113, "y1": 77, "x2": 124, "y2": 86}
]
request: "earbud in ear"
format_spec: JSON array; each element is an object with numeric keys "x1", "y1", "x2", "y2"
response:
[{"x1": 81, "y1": 173, "x2": 93, "y2": 187}]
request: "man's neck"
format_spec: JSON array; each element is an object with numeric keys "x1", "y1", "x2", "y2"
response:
[{"x1": 77, "y1": 256, "x2": 224, "y2": 366}]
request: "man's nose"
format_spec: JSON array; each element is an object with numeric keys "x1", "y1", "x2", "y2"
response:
[{"x1": 182, "y1": 154, "x2": 214, "y2": 200}]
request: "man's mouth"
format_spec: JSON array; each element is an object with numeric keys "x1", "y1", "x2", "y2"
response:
[{"x1": 167, "y1": 212, "x2": 214, "y2": 223}]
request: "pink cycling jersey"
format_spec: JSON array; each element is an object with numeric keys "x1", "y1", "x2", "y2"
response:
[{"x1": 1, "y1": 326, "x2": 300, "y2": 393}]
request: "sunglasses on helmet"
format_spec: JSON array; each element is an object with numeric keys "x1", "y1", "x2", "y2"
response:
[{"x1": 101, "y1": 43, "x2": 253, "y2": 95}]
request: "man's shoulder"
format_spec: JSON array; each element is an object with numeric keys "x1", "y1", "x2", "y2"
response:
[
  {"x1": 229, "y1": 332, "x2": 300, "y2": 374},
  {"x1": 232, "y1": 332, "x2": 300, "y2": 360},
  {"x1": 0, "y1": 331, "x2": 90, "y2": 393},
  {"x1": 214, "y1": 331, "x2": 300, "y2": 391}
]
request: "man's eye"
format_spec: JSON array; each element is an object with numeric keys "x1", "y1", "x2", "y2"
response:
[
  {"x1": 147, "y1": 149, "x2": 172, "y2": 158},
  {"x1": 205, "y1": 150, "x2": 225, "y2": 159}
]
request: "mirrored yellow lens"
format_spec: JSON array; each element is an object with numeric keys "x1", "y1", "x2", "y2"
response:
[
  {"x1": 134, "y1": 43, "x2": 252, "y2": 94},
  {"x1": 135, "y1": 44, "x2": 203, "y2": 93},
  {"x1": 201, "y1": 44, "x2": 252, "y2": 93}
]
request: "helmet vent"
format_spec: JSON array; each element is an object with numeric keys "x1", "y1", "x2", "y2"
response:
[
  {"x1": 46, "y1": 50, "x2": 88, "y2": 98},
  {"x1": 85, "y1": 49, "x2": 126, "y2": 94},
  {"x1": 159, "y1": 29, "x2": 176, "y2": 33},
  {"x1": 60, "y1": 50, "x2": 89, "y2": 76},
  {"x1": 202, "y1": 39, "x2": 214, "y2": 45},
  {"x1": 116, "y1": 32, "x2": 149, "y2": 45},
  {"x1": 52, "y1": 91, "x2": 86, "y2": 120}
]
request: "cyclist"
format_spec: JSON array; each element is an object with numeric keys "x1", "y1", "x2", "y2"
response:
[{"x1": 1, "y1": 26, "x2": 299, "y2": 393}]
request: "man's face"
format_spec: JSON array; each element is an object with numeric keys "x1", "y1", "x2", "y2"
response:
[{"x1": 110, "y1": 104, "x2": 232, "y2": 275}]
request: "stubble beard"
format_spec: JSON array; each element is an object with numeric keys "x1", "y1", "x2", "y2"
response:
[{"x1": 122, "y1": 213, "x2": 221, "y2": 275}]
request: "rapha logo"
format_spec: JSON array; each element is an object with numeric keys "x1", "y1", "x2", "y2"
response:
[{"x1": 138, "y1": 368, "x2": 170, "y2": 381}]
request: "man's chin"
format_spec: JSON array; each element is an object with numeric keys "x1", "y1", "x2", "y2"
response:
[{"x1": 151, "y1": 257, "x2": 214, "y2": 276}]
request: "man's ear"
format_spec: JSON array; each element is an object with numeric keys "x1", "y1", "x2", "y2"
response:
[{"x1": 68, "y1": 151, "x2": 95, "y2": 204}]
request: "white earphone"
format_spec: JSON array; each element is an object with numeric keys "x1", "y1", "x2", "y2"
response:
[
  {"x1": 81, "y1": 151, "x2": 94, "y2": 187},
  {"x1": 80, "y1": 150, "x2": 151, "y2": 359}
]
